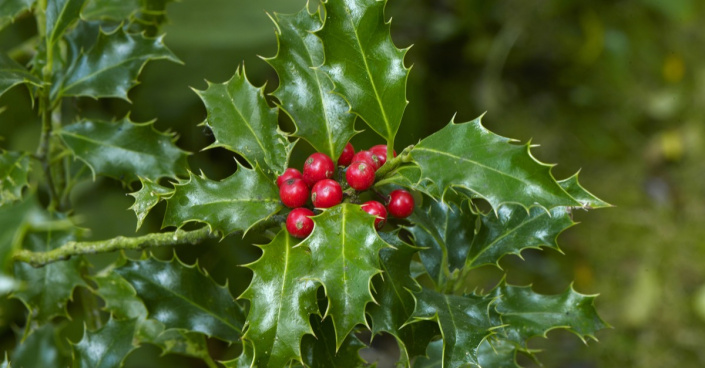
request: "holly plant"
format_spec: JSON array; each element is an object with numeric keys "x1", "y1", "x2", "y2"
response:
[{"x1": 0, "y1": 0, "x2": 609, "y2": 367}]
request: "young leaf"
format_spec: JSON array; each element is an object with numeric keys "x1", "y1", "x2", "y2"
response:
[
  {"x1": 239, "y1": 229, "x2": 318, "y2": 367},
  {"x1": 300, "y1": 315, "x2": 367, "y2": 368},
  {"x1": 410, "y1": 117, "x2": 581, "y2": 211},
  {"x1": 318, "y1": 0, "x2": 409, "y2": 145},
  {"x1": 0, "y1": 0, "x2": 34, "y2": 31},
  {"x1": 367, "y1": 232, "x2": 439, "y2": 366},
  {"x1": 11, "y1": 324, "x2": 70, "y2": 368},
  {"x1": 115, "y1": 256, "x2": 246, "y2": 342},
  {"x1": 59, "y1": 118, "x2": 189, "y2": 183},
  {"x1": 46, "y1": 0, "x2": 86, "y2": 47},
  {"x1": 408, "y1": 288, "x2": 494, "y2": 368},
  {"x1": 128, "y1": 178, "x2": 174, "y2": 230},
  {"x1": 301, "y1": 204, "x2": 389, "y2": 348},
  {"x1": 0, "y1": 53, "x2": 42, "y2": 99},
  {"x1": 72, "y1": 318, "x2": 138, "y2": 368},
  {"x1": 491, "y1": 283, "x2": 608, "y2": 345},
  {"x1": 0, "y1": 151, "x2": 31, "y2": 206},
  {"x1": 558, "y1": 172, "x2": 611, "y2": 208},
  {"x1": 466, "y1": 206, "x2": 574, "y2": 269},
  {"x1": 12, "y1": 226, "x2": 87, "y2": 323},
  {"x1": 266, "y1": 7, "x2": 356, "y2": 161},
  {"x1": 195, "y1": 67, "x2": 293, "y2": 176},
  {"x1": 163, "y1": 166, "x2": 282, "y2": 236},
  {"x1": 406, "y1": 198, "x2": 477, "y2": 286},
  {"x1": 53, "y1": 26, "x2": 180, "y2": 100}
]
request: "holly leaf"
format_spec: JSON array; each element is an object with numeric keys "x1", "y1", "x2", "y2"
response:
[
  {"x1": 266, "y1": 7, "x2": 356, "y2": 161},
  {"x1": 11, "y1": 324, "x2": 70, "y2": 368},
  {"x1": 53, "y1": 26, "x2": 180, "y2": 100},
  {"x1": 195, "y1": 66, "x2": 293, "y2": 176},
  {"x1": 406, "y1": 197, "x2": 477, "y2": 286},
  {"x1": 0, "y1": 197, "x2": 46, "y2": 294},
  {"x1": 491, "y1": 283, "x2": 608, "y2": 345},
  {"x1": 0, "y1": 53, "x2": 42, "y2": 99},
  {"x1": 72, "y1": 318, "x2": 138, "y2": 368},
  {"x1": 0, "y1": 151, "x2": 31, "y2": 206},
  {"x1": 46, "y1": 0, "x2": 86, "y2": 47},
  {"x1": 465, "y1": 206, "x2": 574, "y2": 269},
  {"x1": 301, "y1": 203, "x2": 389, "y2": 348},
  {"x1": 476, "y1": 338, "x2": 522, "y2": 368},
  {"x1": 128, "y1": 178, "x2": 174, "y2": 230},
  {"x1": 82, "y1": 0, "x2": 139, "y2": 21},
  {"x1": 318, "y1": 0, "x2": 409, "y2": 145},
  {"x1": 300, "y1": 315, "x2": 367, "y2": 368},
  {"x1": 12, "y1": 224, "x2": 87, "y2": 323},
  {"x1": 59, "y1": 118, "x2": 189, "y2": 184},
  {"x1": 558, "y1": 172, "x2": 611, "y2": 209},
  {"x1": 163, "y1": 166, "x2": 281, "y2": 236},
  {"x1": 92, "y1": 268, "x2": 148, "y2": 320},
  {"x1": 239, "y1": 229, "x2": 318, "y2": 367},
  {"x1": 408, "y1": 289, "x2": 494, "y2": 368},
  {"x1": 410, "y1": 117, "x2": 581, "y2": 211},
  {"x1": 367, "y1": 231, "x2": 439, "y2": 366},
  {"x1": 0, "y1": 0, "x2": 34, "y2": 31},
  {"x1": 115, "y1": 255, "x2": 246, "y2": 342},
  {"x1": 222, "y1": 339, "x2": 255, "y2": 368}
]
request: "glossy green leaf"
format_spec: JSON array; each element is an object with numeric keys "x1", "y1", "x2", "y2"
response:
[
  {"x1": 408, "y1": 289, "x2": 493, "y2": 368},
  {"x1": 72, "y1": 318, "x2": 138, "y2": 368},
  {"x1": 491, "y1": 283, "x2": 608, "y2": 344},
  {"x1": 406, "y1": 198, "x2": 477, "y2": 286},
  {"x1": 410, "y1": 117, "x2": 581, "y2": 211},
  {"x1": 466, "y1": 206, "x2": 574, "y2": 269},
  {"x1": 0, "y1": 151, "x2": 31, "y2": 206},
  {"x1": 12, "y1": 226, "x2": 86, "y2": 323},
  {"x1": 476, "y1": 338, "x2": 521, "y2": 368},
  {"x1": 53, "y1": 26, "x2": 179, "y2": 100},
  {"x1": 368, "y1": 232, "x2": 438, "y2": 366},
  {"x1": 413, "y1": 339, "x2": 441, "y2": 368},
  {"x1": 82, "y1": 0, "x2": 138, "y2": 20},
  {"x1": 239, "y1": 229, "x2": 318, "y2": 367},
  {"x1": 92, "y1": 269, "x2": 148, "y2": 320},
  {"x1": 266, "y1": 7, "x2": 356, "y2": 161},
  {"x1": 12, "y1": 324, "x2": 70, "y2": 368},
  {"x1": 163, "y1": 167, "x2": 281, "y2": 236},
  {"x1": 300, "y1": 315, "x2": 367, "y2": 368},
  {"x1": 59, "y1": 118, "x2": 189, "y2": 183},
  {"x1": 222, "y1": 339, "x2": 255, "y2": 368},
  {"x1": 128, "y1": 178, "x2": 174, "y2": 230},
  {"x1": 301, "y1": 203, "x2": 389, "y2": 348},
  {"x1": 195, "y1": 67, "x2": 293, "y2": 176},
  {"x1": 115, "y1": 256, "x2": 246, "y2": 342},
  {"x1": 558, "y1": 172, "x2": 611, "y2": 208},
  {"x1": 0, "y1": 54, "x2": 42, "y2": 99},
  {"x1": 46, "y1": 0, "x2": 86, "y2": 47},
  {"x1": 0, "y1": 197, "x2": 45, "y2": 294},
  {"x1": 318, "y1": 0, "x2": 409, "y2": 145},
  {"x1": 0, "y1": 0, "x2": 34, "y2": 31}
]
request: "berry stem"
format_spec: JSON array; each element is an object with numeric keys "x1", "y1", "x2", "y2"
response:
[{"x1": 374, "y1": 144, "x2": 414, "y2": 180}]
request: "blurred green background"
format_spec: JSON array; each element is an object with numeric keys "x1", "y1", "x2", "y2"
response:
[{"x1": 2, "y1": 0, "x2": 705, "y2": 366}]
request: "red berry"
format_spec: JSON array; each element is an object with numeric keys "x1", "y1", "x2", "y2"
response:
[
  {"x1": 361, "y1": 201, "x2": 387, "y2": 230},
  {"x1": 311, "y1": 179, "x2": 343, "y2": 208},
  {"x1": 279, "y1": 178, "x2": 309, "y2": 208},
  {"x1": 338, "y1": 142, "x2": 355, "y2": 166},
  {"x1": 346, "y1": 161, "x2": 375, "y2": 191},
  {"x1": 276, "y1": 168, "x2": 303, "y2": 187},
  {"x1": 286, "y1": 208, "x2": 315, "y2": 238},
  {"x1": 387, "y1": 189, "x2": 414, "y2": 218},
  {"x1": 370, "y1": 145, "x2": 396, "y2": 167},
  {"x1": 303, "y1": 153, "x2": 335, "y2": 186},
  {"x1": 351, "y1": 150, "x2": 381, "y2": 171}
]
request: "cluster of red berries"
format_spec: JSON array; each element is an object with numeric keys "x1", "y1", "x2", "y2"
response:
[{"x1": 277, "y1": 143, "x2": 415, "y2": 239}]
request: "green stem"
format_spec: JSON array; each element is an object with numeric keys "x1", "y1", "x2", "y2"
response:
[
  {"x1": 13, "y1": 227, "x2": 218, "y2": 267},
  {"x1": 374, "y1": 144, "x2": 414, "y2": 181},
  {"x1": 203, "y1": 354, "x2": 219, "y2": 368}
]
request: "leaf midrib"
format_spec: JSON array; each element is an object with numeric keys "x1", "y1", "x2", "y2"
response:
[
  {"x1": 222, "y1": 81, "x2": 269, "y2": 159},
  {"x1": 60, "y1": 129, "x2": 163, "y2": 159},
  {"x1": 466, "y1": 212, "x2": 546, "y2": 267}
]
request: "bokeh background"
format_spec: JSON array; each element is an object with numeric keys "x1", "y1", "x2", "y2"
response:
[{"x1": 1, "y1": 0, "x2": 705, "y2": 366}]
